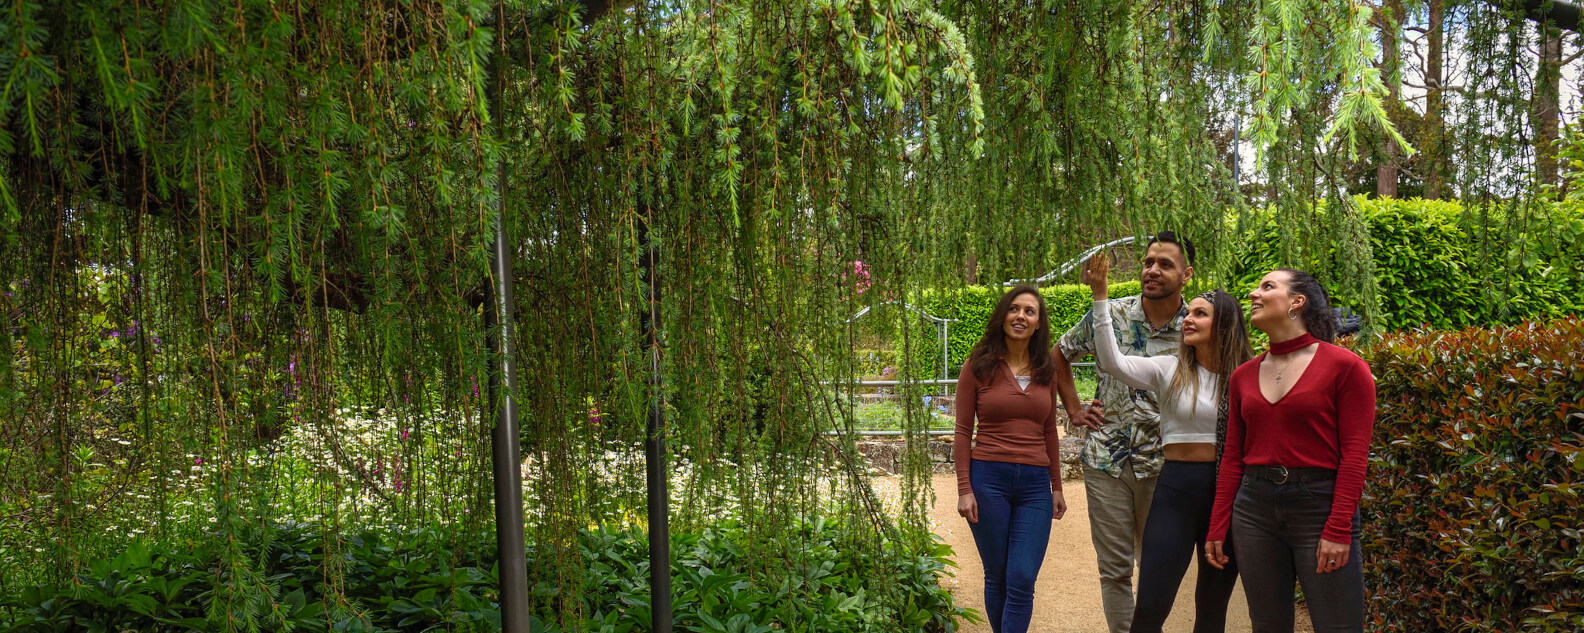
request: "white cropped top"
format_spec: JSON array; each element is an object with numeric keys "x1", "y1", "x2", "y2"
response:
[{"x1": 1090, "y1": 300, "x2": 1219, "y2": 445}]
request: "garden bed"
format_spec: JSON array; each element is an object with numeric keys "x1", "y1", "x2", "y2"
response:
[
  {"x1": 852, "y1": 435, "x2": 1085, "y2": 481},
  {"x1": 2, "y1": 520, "x2": 972, "y2": 633}
]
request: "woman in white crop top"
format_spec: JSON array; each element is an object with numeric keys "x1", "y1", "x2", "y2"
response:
[{"x1": 1086, "y1": 251, "x2": 1252, "y2": 633}]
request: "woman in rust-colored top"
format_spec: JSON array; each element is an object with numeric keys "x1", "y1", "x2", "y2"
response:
[{"x1": 955, "y1": 284, "x2": 1068, "y2": 633}]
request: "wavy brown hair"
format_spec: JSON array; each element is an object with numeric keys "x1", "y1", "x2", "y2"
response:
[
  {"x1": 1166, "y1": 290, "x2": 1254, "y2": 409},
  {"x1": 968, "y1": 285, "x2": 1055, "y2": 385}
]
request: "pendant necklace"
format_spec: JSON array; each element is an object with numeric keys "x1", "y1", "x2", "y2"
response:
[{"x1": 1273, "y1": 353, "x2": 1295, "y2": 385}]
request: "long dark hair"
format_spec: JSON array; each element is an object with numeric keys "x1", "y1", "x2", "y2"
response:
[
  {"x1": 1276, "y1": 268, "x2": 1337, "y2": 343},
  {"x1": 1167, "y1": 290, "x2": 1254, "y2": 408},
  {"x1": 968, "y1": 285, "x2": 1055, "y2": 385}
]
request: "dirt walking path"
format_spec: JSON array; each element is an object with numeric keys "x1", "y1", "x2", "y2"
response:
[{"x1": 927, "y1": 471, "x2": 1256, "y2": 633}]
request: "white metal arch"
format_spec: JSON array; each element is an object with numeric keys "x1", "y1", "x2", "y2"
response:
[{"x1": 1003, "y1": 236, "x2": 1141, "y2": 287}]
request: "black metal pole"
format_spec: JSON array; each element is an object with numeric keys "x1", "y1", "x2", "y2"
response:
[
  {"x1": 484, "y1": 6, "x2": 530, "y2": 630},
  {"x1": 639, "y1": 211, "x2": 672, "y2": 633},
  {"x1": 485, "y1": 196, "x2": 530, "y2": 633},
  {"x1": 1232, "y1": 113, "x2": 1241, "y2": 187}
]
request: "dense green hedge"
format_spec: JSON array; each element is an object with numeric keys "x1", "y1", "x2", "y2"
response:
[
  {"x1": 911, "y1": 281, "x2": 1142, "y2": 374},
  {"x1": 1, "y1": 520, "x2": 970, "y2": 633},
  {"x1": 1231, "y1": 198, "x2": 1584, "y2": 332},
  {"x1": 866, "y1": 197, "x2": 1584, "y2": 380},
  {"x1": 1361, "y1": 318, "x2": 1584, "y2": 632}
]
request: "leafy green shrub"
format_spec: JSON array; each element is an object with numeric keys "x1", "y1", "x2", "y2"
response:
[
  {"x1": 1, "y1": 522, "x2": 497, "y2": 633},
  {"x1": 1231, "y1": 198, "x2": 1584, "y2": 332},
  {"x1": 915, "y1": 281, "x2": 1143, "y2": 372},
  {"x1": 570, "y1": 519, "x2": 973, "y2": 633},
  {"x1": 1361, "y1": 318, "x2": 1584, "y2": 632},
  {"x1": 851, "y1": 402, "x2": 953, "y2": 430},
  {"x1": 1, "y1": 519, "x2": 972, "y2": 633}
]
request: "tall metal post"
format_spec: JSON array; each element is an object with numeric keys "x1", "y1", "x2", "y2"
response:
[
  {"x1": 484, "y1": 6, "x2": 530, "y2": 630},
  {"x1": 486, "y1": 221, "x2": 529, "y2": 632},
  {"x1": 939, "y1": 321, "x2": 949, "y2": 396},
  {"x1": 639, "y1": 211, "x2": 672, "y2": 632},
  {"x1": 1232, "y1": 113, "x2": 1241, "y2": 189}
]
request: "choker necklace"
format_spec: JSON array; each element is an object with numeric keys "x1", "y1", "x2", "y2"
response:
[
  {"x1": 1269, "y1": 332, "x2": 1318, "y2": 356},
  {"x1": 1268, "y1": 333, "x2": 1318, "y2": 386}
]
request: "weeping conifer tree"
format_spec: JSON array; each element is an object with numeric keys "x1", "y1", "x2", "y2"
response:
[{"x1": 0, "y1": 0, "x2": 1447, "y2": 628}]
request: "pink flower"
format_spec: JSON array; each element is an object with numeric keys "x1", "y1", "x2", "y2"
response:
[{"x1": 849, "y1": 260, "x2": 873, "y2": 294}]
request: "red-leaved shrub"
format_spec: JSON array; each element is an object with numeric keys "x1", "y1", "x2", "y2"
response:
[{"x1": 1361, "y1": 318, "x2": 1584, "y2": 632}]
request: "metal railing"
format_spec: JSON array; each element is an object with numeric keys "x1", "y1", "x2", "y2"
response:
[
  {"x1": 825, "y1": 429, "x2": 956, "y2": 436},
  {"x1": 828, "y1": 364, "x2": 1098, "y2": 436},
  {"x1": 844, "y1": 361, "x2": 1095, "y2": 388}
]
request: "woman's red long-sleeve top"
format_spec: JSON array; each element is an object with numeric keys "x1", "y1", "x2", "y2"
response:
[
  {"x1": 953, "y1": 360, "x2": 1064, "y2": 496},
  {"x1": 1208, "y1": 341, "x2": 1376, "y2": 544}
]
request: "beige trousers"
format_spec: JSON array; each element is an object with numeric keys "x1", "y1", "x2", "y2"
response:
[{"x1": 1083, "y1": 462, "x2": 1158, "y2": 633}]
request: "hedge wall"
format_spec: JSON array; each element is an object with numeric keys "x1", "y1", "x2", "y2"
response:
[
  {"x1": 1362, "y1": 318, "x2": 1584, "y2": 631},
  {"x1": 912, "y1": 281, "x2": 1142, "y2": 373},
  {"x1": 1231, "y1": 198, "x2": 1584, "y2": 332},
  {"x1": 867, "y1": 197, "x2": 1583, "y2": 378}
]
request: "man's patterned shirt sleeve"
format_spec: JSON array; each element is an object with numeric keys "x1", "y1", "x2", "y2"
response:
[
  {"x1": 1059, "y1": 309, "x2": 1096, "y2": 362},
  {"x1": 1070, "y1": 296, "x2": 1183, "y2": 479}
]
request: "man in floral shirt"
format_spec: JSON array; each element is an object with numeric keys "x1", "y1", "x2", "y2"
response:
[{"x1": 1055, "y1": 231, "x2": 1192, "y2": 633}]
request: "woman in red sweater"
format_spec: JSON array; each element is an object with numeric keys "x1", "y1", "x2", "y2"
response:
[
  {"x1": 1204, "y1": 269, "x2": 1375, "y2": 632},
  {"x1": 955, "y1": 285, "x2": 1069, "y2": 633}
]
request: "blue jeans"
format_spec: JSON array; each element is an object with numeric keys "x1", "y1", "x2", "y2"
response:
[
  {"x1": 1231, "y1": 474, "x2": 1365, "y2": 632},
  {"x1": 1133, "y1": 460, "x2": 1240, "y2": 633},
  {"x1": 967, "y1": 459, "x2": 1054, "y2": 633}
]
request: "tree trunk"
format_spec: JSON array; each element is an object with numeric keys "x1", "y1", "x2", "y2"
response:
[
  {"x1": 1425, "y1": 0, "x2": 1446, "y2": 200},
  {"x1": 1536, "y1": 24, "x2": 1563, "y2": 188},
  {"x1": 1376, "y1": 0, "x2": 1404, "y2": 198}
]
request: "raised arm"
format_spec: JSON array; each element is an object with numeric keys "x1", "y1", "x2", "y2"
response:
[{"x1": 1085, "y1": 251, "x2": 1171, "y2": 392}]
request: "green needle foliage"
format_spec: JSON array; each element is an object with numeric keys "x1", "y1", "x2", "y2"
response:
[{"x1": 0, "y1": 0, "x2": 1443, "y2": 629}]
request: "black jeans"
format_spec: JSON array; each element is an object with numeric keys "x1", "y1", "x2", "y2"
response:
[
  {"x1": 1230, "y1": 474, "x2": 1365, "y2": 632},
  {"x1": 1132, "y1": 460, "x2": 1240, "y2": 633}
]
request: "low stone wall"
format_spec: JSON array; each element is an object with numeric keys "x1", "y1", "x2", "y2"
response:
[{"x1": 853, "y1": 435, "x2": 1086, "y2": 482}]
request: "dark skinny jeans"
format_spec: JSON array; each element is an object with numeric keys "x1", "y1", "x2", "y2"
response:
[
  {"x1": 1231, "y1": 474, "x2": 1365, "y2": 632},
  {"x1": 1132, "y1": 460, "x2": 1241, "y2": 633},
  {"x1": 967, "y1": 459, "x2": 1054, "y2": 633}
]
